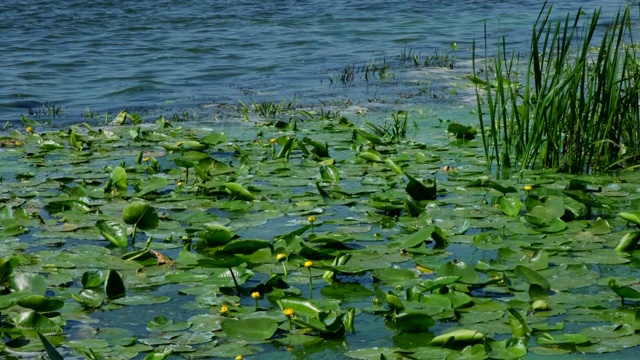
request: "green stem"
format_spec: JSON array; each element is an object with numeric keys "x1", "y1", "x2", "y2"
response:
[{"x1": 229, "y1": 267, "x2": 240, "y2": 294}]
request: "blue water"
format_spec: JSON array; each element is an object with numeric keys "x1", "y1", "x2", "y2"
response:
[{"x1": 0, "y1": 0, "x2": 632, "y2": 124}]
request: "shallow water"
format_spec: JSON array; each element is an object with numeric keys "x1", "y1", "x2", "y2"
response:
[{"x1": 0, "y1": 0, "x2": 633, "y2": 124}]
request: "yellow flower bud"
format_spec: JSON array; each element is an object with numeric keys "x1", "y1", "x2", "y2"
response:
[
  {"x1": 283, "y1": 308, "x2": 294, "y2": 317},
  {"x1": 143, "y1": 156, "x2": 150, "y2": 162},
  {"x1": 26, "y1": 126, "x2": 33, "y2": 133},
  {"x1": 304, "y1": 260, "x2": 313, "y2": 268},
  {"x1": 308, "y1": 215, "x2": 316, "y2": 223},
  {"x1": 219, "y1": 304, "x2": 229, "y2": 315},
  {"x1": 270, "y1": 138, "x2": 277, "y2": 144},
  {"x1": 276, "y1": 253, "x2": 287, "y2": 262},
  {"x1": 251, "y1": 291, "x2": 260, "y2": 299},
  {"x1": 235, "y1": 356, "x2": 244, "y2": 360},
  {"x1": 177, "y1": 181, "x2": 184, "y2": 187},
  {"x1": 524, "y1": 185, "x2": 533, "y2": 191}
]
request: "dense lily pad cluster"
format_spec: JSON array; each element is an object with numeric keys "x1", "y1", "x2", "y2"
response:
[{"x1": 2, "y1": 108, "x2": 640, "y2": 359}]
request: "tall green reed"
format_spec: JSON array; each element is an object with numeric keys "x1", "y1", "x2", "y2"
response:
[{"x1": 473, "y1": 3, "x2": 640, "y2": 173}]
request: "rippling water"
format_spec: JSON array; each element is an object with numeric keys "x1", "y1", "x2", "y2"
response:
[{"x1": 0, "y1": 0, "x2": 632, "y2": 123}]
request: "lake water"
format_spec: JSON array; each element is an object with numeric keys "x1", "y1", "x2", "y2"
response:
[{"x1": 0, "y1": 0, "x2": 633, "y2": 125}]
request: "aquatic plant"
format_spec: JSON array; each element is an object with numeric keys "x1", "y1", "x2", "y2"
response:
[{"x1": 472, "y1": 3, "x2": 640, "y2": 173}]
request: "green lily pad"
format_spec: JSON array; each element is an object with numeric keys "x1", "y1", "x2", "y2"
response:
[
  {"x1": 17, "y1": 295, "x2": 64, "y2": 312},
  {"x1": 372, "y1": 268, "x2": 417, "y2": 283},
  {"x1": 122, "y1": 201, "x2": 159, "y2": 230},
  {"x1": 393, "y1": 310, "x2": 435, "y2": 332},
  {"x1": 497, "y1": 195, "x2": 522, "y2": 217},
  {"x1": 96, "y1": 220, "x2": 128, "y2": 248},
  {"x1": 430, "y1": 329, "x2": 485, "y2": 346},
  {"x1": 220, "y1": 318, "x2": 278, "y2": 340}
]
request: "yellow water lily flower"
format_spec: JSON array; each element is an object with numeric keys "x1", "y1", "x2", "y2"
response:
[
  {"x1": 304, "y1": 260, "x2": 313, "y2": 268},
  {"x1": 276, "y1": 253, "x2": 287, "y2": 261},
  {"x1": 283, "y1": 308, "x2": 294, "y2": 317},
  {"x1": 251, "y1": 291, "x2": 260, "y2": 299},
  {"x1": 308, "y1": 215, "x2": 316, "y2": 223},
  {"x1": 219, "y1": 304, "x2": 229, "y2": 315},
  {"x1": 26, "y1": 126, "x2": 33, "y2": 133},
  {"x1": 524, "y1": 185, "x2": 533, "y2": 191}
]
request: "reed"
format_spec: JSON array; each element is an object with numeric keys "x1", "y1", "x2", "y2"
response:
[{"x1": 472, "y1": 3, "x2": 640, "y2": 173}]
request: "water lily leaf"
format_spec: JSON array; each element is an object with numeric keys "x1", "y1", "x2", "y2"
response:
[
  {"x1": 485, "y1": 337, "x2": 527, "y2": 359},
  {"x1": 564, "y1": 190, "x2": 607, "y2": 209},
  {"x1": 359, "y1": 149, "x2": 384, "y2": 163},
  {"x1": 507, "y1": 308, "x2": 530, "y2": 337},
  {"x1": 579, "y1": 324, "x2": 634, "y2": 339},
  {"x1": 620, "y1": 211, "x2": 640, "y2": 225},
  {"x1": 38, "y1": 332, "x2": 64, "y2": 360},
  {"x1": 497, "y1": 196, "x2": 522, "y2": 217},
  {"x1": 220, "y1": 318, "x2": 277, "y2": 340},
  {"x1": 81, "y1": 270, "x2": 106, "y2": 288},
  {"x1": 197, "y1": 223, "x2": 233, "y2": 247},
  {"x1": 10, "y1": 273, "x2": 46, "y2": 294},
  {"x1": 96, "y1": 220, "x2": 128, "y2": 248},
  {"x1": 299, "y1": 245, "x2": 335, "y2": 260},
  {"x1": 122, "y1": 202, "x2": 159, "y2": 230},
  {"x1": 590, "y1": 217, "x2": 611, "y2": 235},
  {"x1": 418, "y1": 276, "x2": 460, "y2": 293},
  {"x1": 199, "y1": 132, "x2": 227, "y2": 145},
  {"x1": 447, "y1": 123, "x2": 477, "y2": 140},
  {"x1": 135, "y1": 176, "x2": 168, "y2": 196},
  {"x1": 72, "y1": 289, "x2": 105, "y2": 308},
  {"x1": 197, "y1": 254, "x2": 246, "y2": 268},
  {"x1": 430, "y1": 329, "x2": 485, "y2": 346},
  {"x1": 514, "y1": 265, "x2": 550, "y2": 291},
  {"x1": 277, "y1": 297, "x2": 326, "y2": 320},
  {"x1": 105, "y1": 269, "x2": 126, "y2": 300},
  {"x1": 608, "y1": 278, "x2": 640, "y2": 304},
  {"x1": 535, "y1": 218, "x2": 567, "y2": 233},
  {"x1": 320, "y1": 164, "x2": 340, "y2": 182},
  {"x1": 615, "y1": 230, "x2": 640, "y2": 252},
  {"x1": 221, "y1": 239, "x2": 273, "y2": 255},
  {"x1": 0, "y1": 256, "x2": 19, "y2": 282},
  {"x1": 301, "y1": 137, "x2": 329, "y2": 157},
  {"x1": 173, "y1": 151, "x2": 209, "y2": 168},
  {"x1": 401, "y1": 226, "x2": 449, "y2": 249},
  {"x1": 372, "y1": 268, "x2": 417, "y2": 283},
  {"x1": 393, "y1": 310, "x2": 435, "y2": 332},
  {"x1": 439, "y1": 260, "x2": 479, "y2": 284},
  {"x1": 354, "y1": 128, "x2": 385, "y2": 145},
  {"x1": 456, "y1": 344, "x2": 488, "y2": 360},
  {"x1": 403, "y1": 195, "x2": 424, "y2": 217},
  {"x1": 385, "y1": 292, "x2": 406, "y2": 311},
  {"x1": 224, "y1": 182, "x2": 255, "y2": 201},
  {"x1": 109, "y1": 166, "x2": 128, "y2": 192},
  {"x1": 385, "y1": 158, "x2": 404, "y2": 175},
  {"x1": 405, "y1": 174, "x2": 436, "y2": 201},
  {"x1": 14, "y1": 310, "x2": 63, "y2": 334},
  {"x1": 181, "y1": 140, "x2": 208, "y2": 151},
  {"x1": 112, "y1": 295, "x2": 171, "y2": 306},
  {"x1": 536, "y1": 333, "x2": 591, "y2": 346},
  {"x1": 17, "y1": 295, "x2": 64, "y2": 312},
  {"x1": 276, "y1": 136, "x2": 296, "y2": 159},
  {"x1": 466, "y1": 177, "x2": 517, "y2": 194}
]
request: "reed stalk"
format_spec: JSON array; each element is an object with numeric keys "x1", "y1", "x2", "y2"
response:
[{"x1": 472, "y1": 3, "x2": 640, "y2": 173}]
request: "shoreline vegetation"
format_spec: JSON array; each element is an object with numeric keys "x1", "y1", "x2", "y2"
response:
[
  {"x1": 4, "y1": 4, "x2": 640, "y2": 360},
  {"x1": 472, "y1": 3, "x2": 640, "y2": 174}
]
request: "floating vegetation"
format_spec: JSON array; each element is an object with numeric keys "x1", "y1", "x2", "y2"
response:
[{"x1": 0, "y1": 101, "x2": 640, "y2": 358}]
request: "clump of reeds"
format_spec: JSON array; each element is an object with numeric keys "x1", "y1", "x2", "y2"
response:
[{"x1": 472, "y1": 3, "x2": 640, "y2": 173}]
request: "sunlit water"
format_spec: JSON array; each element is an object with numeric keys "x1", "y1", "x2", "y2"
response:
[{"x1": 0, "y1": 0, "x2": 633, "y2": 125}]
